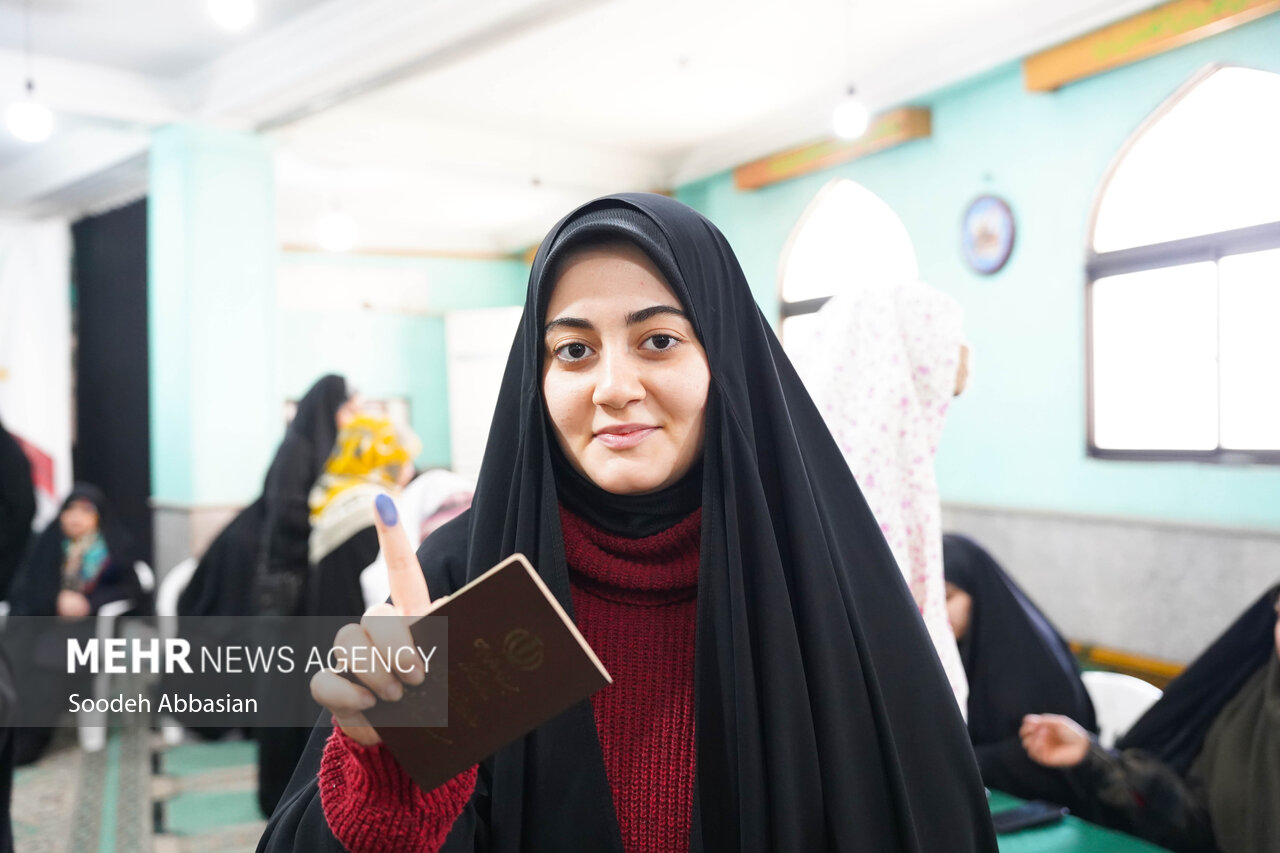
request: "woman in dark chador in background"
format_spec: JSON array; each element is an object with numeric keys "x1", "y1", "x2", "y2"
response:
[
  {"x1": 7, "y1": 484, "x2": 145, "y2": 764},
  {"x1": 181, "y1": 374, "x2": 354, "y2": 620},
  {"x1": 0, "y1": 415, "x2": 35, "y2": 601},
  {"x1": 245, "y1": 374, "x2": 355, "y2": 815},
  {"x1": 260, "y1": 193, "x2": 997, "y2": 852},
  {"x1": 942, "y1": 533, "x2": 1097, "y2": 809},
  {"x1": 1022, "y1": 583, "x2": 1280, "y2": 853},
  {"x1": 256, "y1": 374, "x2": 354, "y2": 618}
]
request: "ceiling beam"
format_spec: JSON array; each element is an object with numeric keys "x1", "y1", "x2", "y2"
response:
[
  {"x1": 0, "y1": 49, "x2": 182, "y2": 126},
  {"x1": 0, "y1": 127, "x2": 149, "y2": 210},
  {"x1": 183, "y1": 0, "x2": 609, "y2": 129}
]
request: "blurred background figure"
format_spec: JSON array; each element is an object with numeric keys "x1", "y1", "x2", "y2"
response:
[
  {"x1": 0, "y1": 415, "x2": 35, "y2": 602},
  {"x1": 792, "y1": 185, "x2": 971, "y2": 714},
  {"x1": 7, "y1": 483, "x2": 145, "y2": 765},
  {"x1": 943, "y1": 533, "x2": 1097, "y2": 808},
  {"x1": 255, "y1": 406, "x2": 421, "y2": 813},
  {"x1": 358, "y1": 467, "x2": 474, "y2": 610},
  {"x1": 249, "y1": 374, "x2": 355, "y2": 815},
  {"x1": 307, "y1": 409, "x2": 419, "y2": 617},
  {"x1": 255, "y1": 374, "x2": 355, "y2": 618},
  {"x1": 1021, "y1": 584, "x2": 1280, "y2": 853}
]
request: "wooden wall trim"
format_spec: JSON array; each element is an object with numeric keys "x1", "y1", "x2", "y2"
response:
[
  {"x1": 1024, "y1": 0, "x2": 1280, "y2": 92},
  {"x1": 733, "y1": 107, "x2": 931, "y2": 191},
  {"x1": 1070, "y1": 641, "x2": 1186, "y2": 688}
]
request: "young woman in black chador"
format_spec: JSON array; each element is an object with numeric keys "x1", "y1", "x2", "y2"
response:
[
  {"x1": 259, "y1": 194, "x2": 997, "y2": 852},
  {"x1": 1022, "y1": 584, "x2": 1280, "y2": 853}
]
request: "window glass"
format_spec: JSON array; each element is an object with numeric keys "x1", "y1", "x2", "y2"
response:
[
  {"x1": 1218, "y1": 248, "x2": 1280, "y2": 450},
  {"x1": 1092, "y1": 263, "x2": 1218, "y2": 450},
  {"x1": 780, "y1": 179, "x2": 918, "y2": 303},
  {"x1": 1093, "y1": 67, "x2": 1280, "y2": 253}
]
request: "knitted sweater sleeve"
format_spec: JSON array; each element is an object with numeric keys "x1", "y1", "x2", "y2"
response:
[{"x1": 318, "y1": 727, "x2": 478, "y2": 853}]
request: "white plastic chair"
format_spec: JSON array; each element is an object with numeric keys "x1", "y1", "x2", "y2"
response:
[
  {"x1": 154, "y1": 557, "x2": 199, "y2": 745},
  {"x1": 79, "y1": 560, "x2": 158, "y2": 752},
  {"x1": 1081, "y1": 670, "x2": 1164, "y2": 748}
]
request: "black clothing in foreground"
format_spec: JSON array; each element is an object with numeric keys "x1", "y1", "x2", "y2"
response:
[
  {"x1": 0, "y1": 419, "x2": 35, "y2": 602},
  {"x1": 256, "y1": 375, "x2": 347, "y2": 616},
  {"x1": 259, "y1": 194, "x2": 996, "y2": 852},
  {"x1": 943, "y1": 533, "x2": 1097, "y2": 808}
]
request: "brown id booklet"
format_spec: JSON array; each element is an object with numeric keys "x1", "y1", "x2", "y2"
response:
[{"x1": 361, "y1": 553, "x2": 611, "y2": 793}]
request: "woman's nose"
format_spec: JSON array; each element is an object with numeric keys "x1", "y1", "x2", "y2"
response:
[{"x1": 592, "y1": 352, "x2": 644, "y2": 409}]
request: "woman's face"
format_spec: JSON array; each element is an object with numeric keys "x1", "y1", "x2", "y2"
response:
[
  {"x1": 542, "y1": 242, "x2": 711, "y2": 495},
  {"x1": 946, "y1": 582, "x2": 973, "y2": 640},
  {"x1": 60, "y1": 499, "x2": 99, "y2": 540},
  {"x1": 335, "y1": 393, "x2": 364, "y2": 430}
]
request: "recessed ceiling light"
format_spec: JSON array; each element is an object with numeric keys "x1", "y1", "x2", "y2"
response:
[
  {"x1": 316, "y1": 210, "x2": 357, "y2": 253},
  {"x1": 208, "y1": 0, "x2": 257, "y2": 32}
]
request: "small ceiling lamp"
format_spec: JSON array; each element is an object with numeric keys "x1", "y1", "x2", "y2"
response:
[
  {"x1": 316, "y1": 209, "x2": 357, "y2": 253},
  {"x1": 6, "y1": 0, "x2": 53, "y2": 143},
  {"x1": 832, "y1": 86, "x2": 870, "y2": 140},
  {"x1": 6, "y1": 82, "x2": 54, "y2": 142},
  {"x1": 208, "y1": 0, "x2": 257, "y2": 32}
]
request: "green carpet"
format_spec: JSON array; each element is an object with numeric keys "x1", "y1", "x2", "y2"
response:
[{"x1": 153, "y1": 737, "x2": 265, "y2": 852}]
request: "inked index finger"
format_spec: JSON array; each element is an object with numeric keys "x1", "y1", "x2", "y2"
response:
[{"x1": 373, "y1": 493, "x2": 432, "y2": 616}]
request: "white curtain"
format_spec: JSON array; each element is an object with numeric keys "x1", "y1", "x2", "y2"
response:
[{"x1": 0, "y1": 218, "x2": 73, "y2": 528}]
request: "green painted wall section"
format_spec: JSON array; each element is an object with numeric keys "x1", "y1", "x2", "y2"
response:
[
  {"x1": 149, "y1": 124, "x2": 277, "y2": 505},
  {"x1": 275, "y1": 252, "x2": 528, "y2": 471},
  {"x1": 676, "y1": 14, "x2": 1280, "y2": 529}
]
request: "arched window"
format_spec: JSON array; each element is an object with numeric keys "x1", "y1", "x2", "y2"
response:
[
  {"x1": 1088, "y1": 65, "x2": 1280, "y2": 462},
  {"x1": 778, "y1": 178, "x2": 917, "y2": 352}
]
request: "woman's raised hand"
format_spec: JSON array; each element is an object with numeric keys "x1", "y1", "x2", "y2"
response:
[
  {"x1": 1019, "y1": 713, "x2": 1092, "y2": 768},
  {"x1": 310, "y1": 494, "x2": 434, "y2": 746}
]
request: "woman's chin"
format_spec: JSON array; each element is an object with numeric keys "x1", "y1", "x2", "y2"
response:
[{"x1": 586, "y1": 461, "x2": 672, "y2": 496}]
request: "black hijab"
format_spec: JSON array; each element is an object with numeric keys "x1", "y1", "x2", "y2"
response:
[
  {"x1": 260, "y1": 194, "x2": 995, "y2": 852},
  {"x1": 285, "y1": 374, "x2": 348, "y2": 476},
  {"x1": 8, "y1": 483, "x2": 137, "y2": 617},
  {"x1": 1118, "y1": 583, "x2": 1280, "y2": 776},
  {"x1": 258, "y1": 375, "x2": 348, "y2": 600},
  {"x1": 943, "y1": 533, "x2": 1097, "y2": 805}
]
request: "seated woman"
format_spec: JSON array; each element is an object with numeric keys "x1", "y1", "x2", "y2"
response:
[
  {"x1": 942, "y1": 534, "x2": 1097, "y2": 809},
  {"x1": 7, "y1": 484, "x2": 145, "y2": 764},
  {"x1": 258, "y1": 193, "x2": 996, "y2": 852},
  {"x1": 1021, "y1": 583, "x2": 1280, "y2": 853}
]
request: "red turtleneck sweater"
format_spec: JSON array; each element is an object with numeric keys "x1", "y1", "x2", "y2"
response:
[{"x1": 319, "y1": 507, "x2": 701, "y2": 852}]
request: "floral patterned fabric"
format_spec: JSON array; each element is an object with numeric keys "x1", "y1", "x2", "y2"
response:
[{"x1": 793, "y1": 279, "x2": 969, "y2": 715}]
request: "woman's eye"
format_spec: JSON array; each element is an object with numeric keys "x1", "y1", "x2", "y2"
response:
[
  {"x1": 555, "y1": 342, "x2": 594, "y2": 362},
  {"x1": 643, "y1": 334, "x2": 680, "y2": 352}
]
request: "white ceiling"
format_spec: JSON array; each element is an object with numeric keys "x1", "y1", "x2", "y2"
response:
[{"x1": 0, "y1": 0, "x2": 1163, "y2": 250}]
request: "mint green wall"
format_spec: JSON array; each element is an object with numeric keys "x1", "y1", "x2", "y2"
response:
[
  {"x1": 149, "y1": 125, "x2": 277, "y2": 505},
  {"x1": 276, "y1": 252, "x2": 527, "y2": 470},
  {"x1": 677, "y1": 14, "x2": 1280, "y2": 530}
]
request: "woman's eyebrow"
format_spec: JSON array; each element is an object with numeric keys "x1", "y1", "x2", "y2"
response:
[
  {"x1": 544, "y1": 317, "x2": 594, "y2": 335},
  {"x1": 544, "y1": 306, "x2": 686, "y2": 336},
  {"x1": 626, "y1": 305, "x2": 687, "y2": 325}
]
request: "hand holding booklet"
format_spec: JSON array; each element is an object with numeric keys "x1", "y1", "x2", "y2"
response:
[{"x1": 364, "y1": 552, "x2": 612, "y2": 793}]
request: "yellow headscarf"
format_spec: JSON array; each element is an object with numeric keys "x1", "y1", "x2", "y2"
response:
[{"x1": 308, "y1": 413, "x2": 420, "y2": 520}]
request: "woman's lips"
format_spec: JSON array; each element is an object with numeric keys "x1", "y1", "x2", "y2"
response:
[{"x1": 594, "y1": 426, "x2": 658, "y2": 449}]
